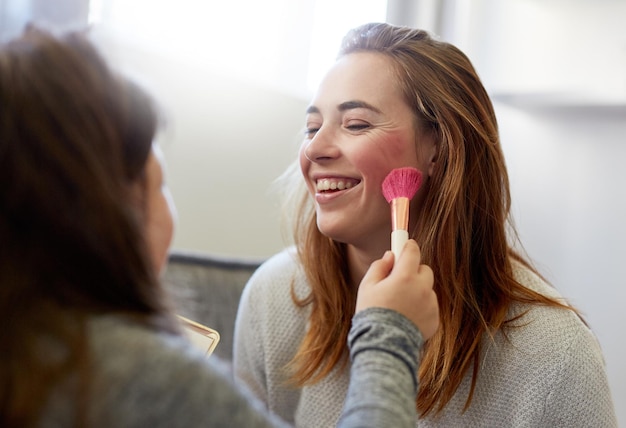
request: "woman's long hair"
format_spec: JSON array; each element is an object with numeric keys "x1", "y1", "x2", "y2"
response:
[
  {"x1": 0, "y1": 27, "x2": 177, "y2": 426},
  {"x1": 286, "y1": 23, "x2": 577, "y2": 416}
]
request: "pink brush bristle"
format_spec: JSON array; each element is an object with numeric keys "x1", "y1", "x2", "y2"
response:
[{"x1": 381, "y1": 167, "x2": 423, "y2": 202}]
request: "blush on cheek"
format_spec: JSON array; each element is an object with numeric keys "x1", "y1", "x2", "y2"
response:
[
  {"x1": 353, "y1": 132, "x2": 418, "y2": 183},
  {"x1": 380, "y1": 130, "x2": 419, "y2": 161}
]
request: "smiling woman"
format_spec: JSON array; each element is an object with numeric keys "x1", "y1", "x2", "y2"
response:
[{"x1": 232, "y1": 21, "x2": 617, "y2": 427}]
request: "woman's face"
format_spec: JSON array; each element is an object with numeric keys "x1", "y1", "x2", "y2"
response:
[
  {"x1": 142, "y1": 145, "x2": 177, "y2": 275},
  {"x1": 300, "y1": 52, "x2": 435, "y2": 254}
]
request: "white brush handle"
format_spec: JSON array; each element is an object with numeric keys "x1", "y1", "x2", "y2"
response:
[{"x1": 391, "y1": 229, "x2": 409, "y2": 260}]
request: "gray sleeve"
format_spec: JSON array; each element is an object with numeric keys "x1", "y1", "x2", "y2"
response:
[
  {"x1": 338, "y1": 307, "x2": 423, "y2": 428},
  {"x1": 82, "y1": 319, "x2": 291, "y2": 428}
]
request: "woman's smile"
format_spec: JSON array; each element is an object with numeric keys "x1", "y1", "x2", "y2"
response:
[{"x1": 313, "y1": 175, "x2": 362, "y2": 204}]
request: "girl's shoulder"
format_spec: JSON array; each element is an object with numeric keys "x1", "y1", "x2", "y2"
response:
[
  {"x1": 243, "y1": 246, "x2": 309, "y2": 301},
  {"x1": 254, "y1": 246, "x2": 300, "y2": 277},
  {"x1": 506, "y1": 261, "x2": 599, "y2": 355},
  {"x1": 511, "y1": 260, "x2": 563, "y2": 300},
  {"x1": 83, "y1": 316, "x2": 278, "y2": 427}
]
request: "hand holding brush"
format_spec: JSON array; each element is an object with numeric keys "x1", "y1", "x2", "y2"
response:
[{"x1": 381, "y1": 167, "x2": 423, "y2": 260}]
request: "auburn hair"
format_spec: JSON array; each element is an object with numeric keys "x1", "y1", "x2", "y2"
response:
[{"x1": 285, "y1": 23, "x2": 577, "y2": 416}]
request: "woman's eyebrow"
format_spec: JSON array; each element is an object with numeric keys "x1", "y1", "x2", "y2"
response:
[
  {"x1": 305, "y1": 100, "x2": 381, "y2": 115},
  {"x1": 338, "y1": 100, "x2": 381, "y2": 113}
]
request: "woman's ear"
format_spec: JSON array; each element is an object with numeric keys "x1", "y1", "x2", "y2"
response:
[{"x1": 424, "y1": 133, "x2": 438, "y2": 177}]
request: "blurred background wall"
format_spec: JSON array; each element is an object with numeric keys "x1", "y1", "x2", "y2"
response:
[{"x1": 2, "y1": 0, "x2": 624, "y2": 422}]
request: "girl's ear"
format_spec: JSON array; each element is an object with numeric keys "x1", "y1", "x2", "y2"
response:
[{"x1": 424, "y1": 134, "x2": 438, "y2": 177}]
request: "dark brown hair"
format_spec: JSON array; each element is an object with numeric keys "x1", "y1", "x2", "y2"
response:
[
  {"x1": 287, "y1": 22, "x2": 578, "y2": 416},
  {"x1": 0, "y1": 27, "x2": 177, "y2": 426}
]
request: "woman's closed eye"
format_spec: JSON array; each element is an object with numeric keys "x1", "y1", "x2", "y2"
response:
[
  {"x1": 345, "y1": 122, "x2": 370, "y2": 131},
  {"x1": 304, "y1": 126, "x2": 320, "y2": 138}
]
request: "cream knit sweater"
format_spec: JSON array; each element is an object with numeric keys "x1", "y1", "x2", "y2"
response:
[{"x1": 233, "y1": 248, "x2": 617, "y2": 427}]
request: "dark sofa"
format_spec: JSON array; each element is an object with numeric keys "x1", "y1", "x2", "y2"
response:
[{"x1": 162, "y1": 249, "x2": 264, "y2": 362}]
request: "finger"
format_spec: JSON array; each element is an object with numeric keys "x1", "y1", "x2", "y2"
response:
[
  {"x1": 361, "y1": 251, "x2": 394, "y2": 285},
  {"x1": 417, "y1": 263, "x2": 434, "y2": 289},
  {"x1": 395, "y1": 239, "x2": 421, "y2": 270}
]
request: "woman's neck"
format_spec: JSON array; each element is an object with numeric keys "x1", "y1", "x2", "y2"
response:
[{"x1": 346, "y1": 243, "x2": 388, "y2": 289}]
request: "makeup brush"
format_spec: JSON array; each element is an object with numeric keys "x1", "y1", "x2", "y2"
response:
[{"x1": 381, "y1": 167, "x2": 423, "y2": 259}]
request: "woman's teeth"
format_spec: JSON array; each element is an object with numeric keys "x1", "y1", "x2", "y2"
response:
[{"x1": 316, "y1": 179, "x2": 357, "y2": 192}]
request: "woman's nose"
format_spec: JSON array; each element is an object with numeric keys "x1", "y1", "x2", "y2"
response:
[{"x1": 303, "y1": 129, "x2": 339, "y2": 162}]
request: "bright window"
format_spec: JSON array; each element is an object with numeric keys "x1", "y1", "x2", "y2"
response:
[{"x1": 89, "y1": 0, "x2": 388, "y2": 97}]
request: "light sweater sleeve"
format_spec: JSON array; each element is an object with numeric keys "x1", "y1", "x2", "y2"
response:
[{"x1": 338, "y1": 307, "x2": 423, "y2": 428}]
